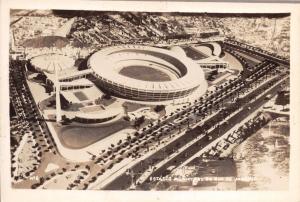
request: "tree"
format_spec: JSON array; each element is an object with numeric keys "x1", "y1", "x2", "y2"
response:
[
  {"x1": 134, "y1": 116, "x2": 145, "y2": 128},
  {"x1": 275, "y1": 91, "x2": 289, "y2": 110},
  {"x1": 154, "y1": 105, "x2": 165, "y2": 112},
  {"x1": 123, "y1": 116, "x2": 130, "y2": 121},
  {"x1": 102, "y1": 93, "x2": 111, "y2": 100},
  {"x1": 134, "y1": 132, "x2": 140, "y2": 137},
  {"x1": 95, "y1": 97, "x2": 102, "y2": 105}
]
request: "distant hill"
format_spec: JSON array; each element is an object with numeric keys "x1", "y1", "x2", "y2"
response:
[{"x1": 22, "y1": 36, "x2": 69, "y2": 48}]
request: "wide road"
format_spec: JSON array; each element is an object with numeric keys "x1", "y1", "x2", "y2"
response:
[
  {"x1": 103, "y1": 74, "x2": 287, "y2": 190},
  {"x1": 138, "y1": 77, "x2": 287, "y2": 190},
  {"x1": 224, "y1": 40, "x2": 289, "y2": 66}
]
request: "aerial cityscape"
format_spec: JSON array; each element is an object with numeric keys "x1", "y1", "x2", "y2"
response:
[{"x1": 9, "y1": 9, "x2": 290, "y2": 191}]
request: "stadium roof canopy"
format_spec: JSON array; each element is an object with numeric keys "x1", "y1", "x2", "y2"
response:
[
  {"x1": 30, "y1": 53, "x2": 75, "y2": 74},
  {"x1": 88, "y1": 45, "x2": 205, "y2": 92},
  {"x1": 75, "y1": 107, "x2": 122, "y2": 120}
]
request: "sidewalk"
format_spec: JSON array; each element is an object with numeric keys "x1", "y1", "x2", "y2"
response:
[
  {"x1": 132, "y1": 76, "x2": 288, "y2": 185},
  {"x1": 133, "y1": 101, "x2": 243, "y2": 185},
  {"x1": 44, "y1": 113, "x2": 136, "y2": 162},
  {"x1": 88, "y1": 127, "x2": 192, "y2": 189},
  {"x1": 177, "y1": 76, "x2": 288, "y2": 168},
  {"x1": 177, "y1": 106, "x2": 263, "y2": 168}
]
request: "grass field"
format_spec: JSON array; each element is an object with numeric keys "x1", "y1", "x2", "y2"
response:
[
  {"x1": 222, "y1": 51, "x2": 243, "y2": 71},
  {"x1": 122, "y1": 102, "x2": 149, "y2": 112},
  {"x1": 54, "y1": 119, "x2": 131, "y2": 149},
  {"x1": 119, "y1": 65, "x2": 171, "y2": 82},
  {"x1": 74, "y1": 91, "x2": 89, "y2": 101}
]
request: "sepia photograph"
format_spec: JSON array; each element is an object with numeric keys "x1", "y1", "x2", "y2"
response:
[
  {"x1": 1, "y1": 1, "x2": 300, "y2": 202},
  {"x1": 8, "y1": 8, "x2": 291, "y2": 191}
]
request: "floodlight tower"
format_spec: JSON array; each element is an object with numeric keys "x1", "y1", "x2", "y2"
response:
[{"x1": 55, "y1": 65, "x2": 62, "y2": 123}]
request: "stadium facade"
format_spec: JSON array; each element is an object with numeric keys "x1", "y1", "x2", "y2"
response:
[{"x1": 88, "y1": 45, "x2": 207, "y2": 102}]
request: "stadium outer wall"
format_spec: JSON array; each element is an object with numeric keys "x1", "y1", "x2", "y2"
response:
[{"x1": 88, "y1": 45, "x2": 207, "y2": 102}]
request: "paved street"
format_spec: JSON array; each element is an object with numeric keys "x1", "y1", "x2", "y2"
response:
[
  {"x1": 4, "y1": 10, "x2": 295, "y2": 202},
  {"x1": 103, "y1": 72, "x2": 287, "y2": 190}
]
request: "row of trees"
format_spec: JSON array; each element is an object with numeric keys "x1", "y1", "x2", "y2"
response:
[{"x1": 82, "y1": 54, "x2": 282, "y2": 189}]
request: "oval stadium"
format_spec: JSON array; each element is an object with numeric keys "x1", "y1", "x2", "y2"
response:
[{"x1": 87, "y1": 45, "x2": 207, "y2": 102}]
